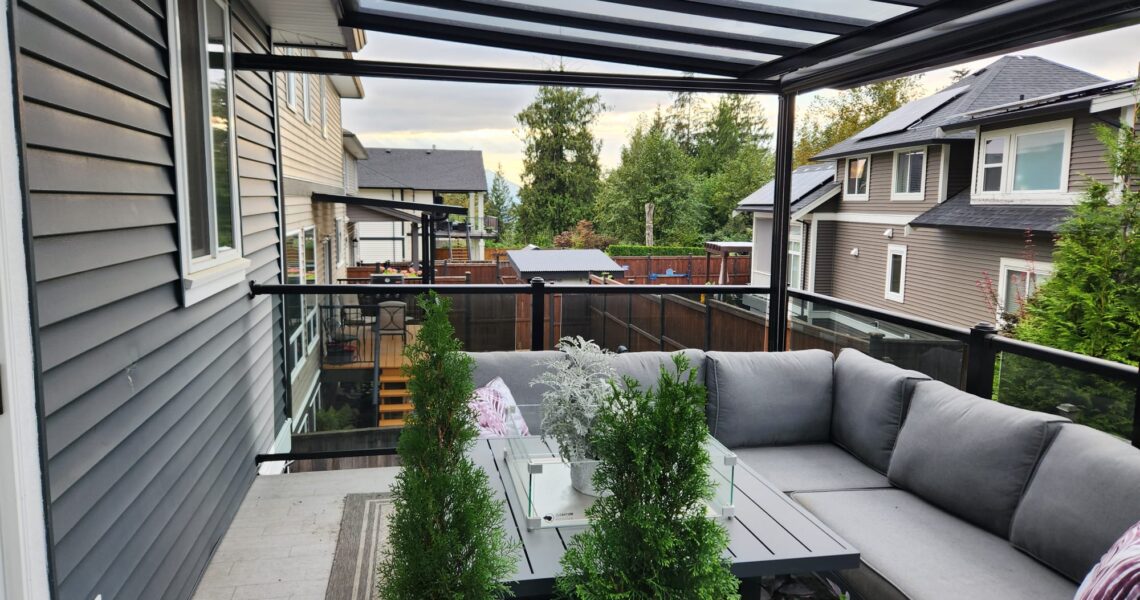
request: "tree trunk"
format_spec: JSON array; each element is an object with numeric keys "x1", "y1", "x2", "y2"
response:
[{"x1": 645, "y1": 202, "x2": 655, "y2": 247}]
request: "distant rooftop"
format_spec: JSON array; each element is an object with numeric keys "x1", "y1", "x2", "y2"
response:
[
  {"x1": 358, "y1": 147, "x2": 488, "y2": 192},
  {"x1": 910, "y1": 190, "x2": 1072, "y2": 233},
  {"x1": 507, "y1": 249, "x2": 623, "y2": 280},
  {"x1": 737, "y1": 162, "x2": 837, "y2": 214}
]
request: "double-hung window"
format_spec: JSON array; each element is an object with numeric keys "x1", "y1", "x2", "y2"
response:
[
  {"x1": 845, "y1": 156, "x2": 869, "y2": 200},
  {"x1": 285, "y1": 227, "x2": 320, "y2": 378},
  {"x1": 975, "y1": 119, "x2": 1072, "y2": 201},
  {"x1": 335, "y1": 217, "x2": 346, "y2": 267},
  {"x1": 319, "y1": 78, "x2": 328, "y2": 138},
  {"x1": 172, "y1": 0, "x2": 245, "y2": 304},
  {"x1": 998, "y1": 258, "x2": 1052, "y2": 316},
  {"x1": 302, "y1": 72, "x2": 312, "y2": 123},
  {"x1": 285, "y1": 49, "x2": 297, "y2": 108},
  {"x1": 885, "y1": 244, "x2": 907, "y2": 302},
  {"x1": 787, "y1": 222, "x2": 803, "y2": 290},
  {"x1": 891, "y1": 148, "x2": 926, "y2": 200}
]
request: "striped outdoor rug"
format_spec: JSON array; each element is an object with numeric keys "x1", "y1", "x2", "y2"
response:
[{"x1": 325, "y1": 493, "x2": 392, "y2": 600}]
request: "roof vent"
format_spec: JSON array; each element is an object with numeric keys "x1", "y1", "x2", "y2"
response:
[{"x1": 427, "y1": 144, "x2": 435, "y2": 154}]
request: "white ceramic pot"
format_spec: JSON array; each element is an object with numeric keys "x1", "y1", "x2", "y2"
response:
[{"x1": 569, "y1": 459, "x2": 604, "y2": 497}]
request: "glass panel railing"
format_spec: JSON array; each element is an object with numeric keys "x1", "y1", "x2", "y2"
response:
[
  {"x1": 995, "y1": 351, "x2": 1137, "y2": 441},
  {"x1": 789, "y1": 296, "x2": 968, "y2": 387}
]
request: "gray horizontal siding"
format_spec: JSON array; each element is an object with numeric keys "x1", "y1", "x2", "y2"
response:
[
  {"x1": 16, "y1": 1, "x2": 281, "y2": 599},
  {"x1": 836, "y1": 148, "x2": 937, "y2": 214},
  {"x1": 1069, "y1": 113, "x2": 1113, "y2": 191}
]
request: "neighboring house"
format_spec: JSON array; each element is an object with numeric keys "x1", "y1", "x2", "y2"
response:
[
  {"x1": 355, "y1": 147, "x2": 491, "y2": 262},
  {"x1": 742, "y1": 56, "x2": 1132, "y2": 329},
  {"x1": 276, "y1": 51, "x2": 365, "y2": 433}
]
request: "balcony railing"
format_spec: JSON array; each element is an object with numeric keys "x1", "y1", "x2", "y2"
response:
[{"x1": 255, "y1": 280, "x2": 1140, "y2": 458}]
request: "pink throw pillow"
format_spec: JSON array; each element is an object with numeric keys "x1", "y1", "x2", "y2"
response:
[
  {"x1": 1076, "y1": 520, "x2": 1140, "y2": 600},
  {"x1": 470, "y1": 386, "x2": 509, "y2": 438}
]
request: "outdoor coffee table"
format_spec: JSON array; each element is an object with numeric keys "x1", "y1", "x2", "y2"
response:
[{"x1": 470, "y1": 436, "x2": 860, "y2": 597}]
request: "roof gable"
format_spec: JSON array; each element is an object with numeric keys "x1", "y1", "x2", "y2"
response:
[{"x1": 357, "y1": 148, "x2": 488, "y2": 192}]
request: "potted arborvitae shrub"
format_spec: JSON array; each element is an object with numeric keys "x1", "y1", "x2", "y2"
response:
[
  {"x1": 532, "y1": 336, "x2": 616, "y2": 496},
  {"x1": 376, "y1": 292, "x2": 517, "y2": 599},
  {"x1": 556, "y1": 355, "x2": 740, "y2": 599}
]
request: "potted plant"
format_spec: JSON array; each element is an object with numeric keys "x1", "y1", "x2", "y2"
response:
[
  {"x1": 376, "y1": 292, "x2": 517, "y2": 599},
  {"x1": 556, "y1": 355, "x2": 740, "y2": 598},
  {"x1": 532, "y1": 336, "x2": 616, "y2": 496}
]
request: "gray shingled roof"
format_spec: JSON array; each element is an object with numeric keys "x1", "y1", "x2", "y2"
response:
[
  {"x1": 812, "y1": 56, "x2": 1106, "y2": 161},
  {"x1": 507, "y1": 249, "x2": 622, "y2": 277},
  {"x1": 357, "y1": 147, "x2": 488, "y2": 192},
  {"x1": 737, "y1": 162, "x2": 837, "y2": 213},
  {"x1": 910, "y1": 190, "x2": 1072, "y2": 233}
]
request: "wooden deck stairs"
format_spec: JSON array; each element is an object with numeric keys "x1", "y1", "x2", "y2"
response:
[{"x1": 377, "y1": 369, "x2": 413, "y2": 427}]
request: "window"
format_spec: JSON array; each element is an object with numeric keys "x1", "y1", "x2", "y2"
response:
[
  {"x1": 998, "y1": 258, "x2": 1053, "y2": 316},
  {"x1": 975, "y1": 119, "x2": 1072, "y2": 200},
  {"x1": 885, "y1": 244, "x2": 906, "y2": 302},
  {"x1": 285, "y1": 49, "x2": 297, "y2": 109},
  {"x1": 285, "y1": 227, "x2": 320, "y2": 378},
  {"x1": 319, "y1": 79, "x2": 328, "y2": 138},
  {"x1": 891, "y1": 148, "x2": 925, "y2": 200},
  {"x1": 302, "y1": 72, "x2": 311, "y2": 123},
  {"x1": 845, "y1": 156, "x2": 869, "y2": 199},
  {"x1": 787, "y1": 222, "x2": 803, "y2": 290},
  {"x1": 335, "y1": 217, "x2": 346, "y2": 267}
]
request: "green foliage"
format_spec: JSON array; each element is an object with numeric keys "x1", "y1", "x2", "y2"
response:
[
  {"x1": 488, "y1": 165, "x2": 516, "y2": 240},
  {"x1": 533, "y1": 337, "x2": 616, "y2": 462},
  {"x1": 595, "y1": 115, "x2": 702, "y2": 246},
  {"x1": 554, "y1": 220, "x2": 615, "y2": 250},
  {"x1": 696, "y1": 144, "x2": 774, "y2": 241},
  {"x1": 1014, "y1": 118, "x2": 1140, "y2": 366},
  {"x1": 315, "y1": 404, "x2": 356, "y2": 431},
  {"x1": 692, "y1": 94, "x2": 772, "y2": 178},
  {"x1": 556, "y1": 356, "x2": 739, "y2": 600},
  {"x1": 376, "y1": 293, "x2": 517, "y2": 599},
  {"x1": 606, "y1": 245, "x2": 704, "y2": 257},
  {"x1": 793, "y1": 76, "x2": 925, "y2": 167},
  {"x1": 516, "y1": 86, "x2": 606, "y2": 242}
]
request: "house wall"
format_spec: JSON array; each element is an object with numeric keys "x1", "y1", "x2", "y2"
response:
[
  {"x1": 277, "y1": 61, "x2": 344, "y2": 188},
  {"x1": 834, "y1": 145, "x2": 944, "y2": 213},
  {"x1": 973, "y1": 112, "x2": 1114, "y2": 194},
  {"x1": 816, "y1": 222, "x2": 1054, "y2": 328},
  {"x1": 14, "y1": 1, "x2": 281, "y2": 599}
]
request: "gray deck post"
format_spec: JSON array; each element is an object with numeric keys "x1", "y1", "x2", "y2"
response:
[{"x1": 767, "y1": 92, "x2": 796, "y2": 352}]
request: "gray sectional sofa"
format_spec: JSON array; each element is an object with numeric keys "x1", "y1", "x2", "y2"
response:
[{"x1": 470, "y1": 347, "x2": 1140, "y2": 599}]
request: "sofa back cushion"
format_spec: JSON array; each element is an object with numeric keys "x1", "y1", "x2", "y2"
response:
[
  {"x1": 469, "y1": 351, "x2": 564, "y2": 433},
  {"x1": 607, "y1": 349, "x2": 706, "y2": 392},
  {"x1": 888, "y1": 380, "x2": 1067, "y2": 538},
  {"x1": 1010, "y1": 424, "x2": 1140, "y2": 582},
  {"x1": 706, "y1": 350, "x2": 834, "y2": 448},
  {"x1": 831, "y1": 349, "x2": 930, "y2": 474}
]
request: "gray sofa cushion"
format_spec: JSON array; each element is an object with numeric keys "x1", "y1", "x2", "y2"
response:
[
  {"x1": 469, "y1": 351, "x2": 564, "y2": 433},
  {"x1": 733, "y1": 444, "x2": 890, "y2": 493},
  {"x1": 607, "y1": 349, "x2": 705, "y2": 391},
  {"x1": 1010, "y1": 424, "x2": 1140, "y2": 582},
  {"x1": 794, "y1": 488, "x2": 1077, "y2": 600},
  {"x1": 888, "y1": 380, "x2": 1067, "y2": 538},
  {"x1": 831, "y1": 349, "x2": 929, "y2": 474},
  {"x1": 706, "y1": 350, "x2": 834, "y2": 448}
]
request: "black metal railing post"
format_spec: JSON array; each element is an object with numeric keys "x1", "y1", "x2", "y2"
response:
[
  {"x1": 965, "y1": 322, "x2": 998, "y2": 399},
  {"x1": 626, "y1": 292, "x2": 633, "y2": 350},
  {"x1": 1132, "y1": 382, "x2": 1139, "y2": 449},
  {"x1": 659, "y1": 295, "x2": 665, "y2": 351},
  {"x1": 530, "y1": 277, "x2": 545, "y2": 351}
]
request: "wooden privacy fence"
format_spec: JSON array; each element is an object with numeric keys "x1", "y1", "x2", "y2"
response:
[{"x1": 609, "y1": 255, "x2": 752, "y2": 285}]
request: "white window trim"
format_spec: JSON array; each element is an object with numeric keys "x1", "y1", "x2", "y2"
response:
[
  {"x1": 937, "y1": 144, "x2": 950, "y2": 203},
  {"x1": 997, "y1": 257, "x2": 1053, "y2": 316},
  {"x1": 319, "y1": 78, "x2": 328, "y2": 138},
  {"x1": 285, "y1": 49, "x2": 297, "y2": 111},
  {"x1": 972, "y1": 118, "x2": 1076, "y2": 205},
  {"x1": 884, "y1": 244, "x2": 907, "y2": 303},
  {"x1": 787, "y1": 221, "x2": 803, "y2": 290},
  {"x1": 890, "y1": 146, "x2": 927, "y2": 201},
  {"x1": 169, "y1": 0, "x2": 246, "y2": 306},
  {"x1": 302, "y1": 71, "x2": 311, "y2": 124},
  {"x1": 843, "y1": 155, "x2": 871, "y2": 201}
]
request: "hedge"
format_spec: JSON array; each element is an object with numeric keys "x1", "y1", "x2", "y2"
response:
[{"x1": 606, "y1": 245, "x2": 706, "y2": 257}]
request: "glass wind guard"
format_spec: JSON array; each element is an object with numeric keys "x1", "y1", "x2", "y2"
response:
[{"x1": 705, "y1": 436, "x2": 737, "y2": 518}]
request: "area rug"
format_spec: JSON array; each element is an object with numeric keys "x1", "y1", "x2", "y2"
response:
[{"x1": 325, "y1": 493, "x2": 393, "y2": 600}]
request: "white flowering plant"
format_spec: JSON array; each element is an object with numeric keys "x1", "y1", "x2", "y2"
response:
[{"x1": 532, "y1": 336, "x2": 617, "y2": 463}]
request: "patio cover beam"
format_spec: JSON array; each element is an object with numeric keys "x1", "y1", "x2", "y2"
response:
[
  {"x1": 232, "y1": 53, "x2": 779, "y2": 94},
  {"x1": 340, "y1": 9, "x2": 753, "y2": 76},
  {"x1": 373, "y1": 0, "x2": 811, "y2": 56},
  {"x1": 595, "y1": 0, "x2": 875, "y2": 35},
  {"x1": 312, "y1": 192, "x2": 469, "y2": 216}
]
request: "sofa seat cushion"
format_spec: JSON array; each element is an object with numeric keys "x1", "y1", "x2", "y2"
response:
[
  {"x1": 732, "y1": 444, "x2": 889, "y2": 493},
  {"x1": 888, "y1": 380, "x2": 1067, "y2": 538},
  {"x1": 1010, "y1": 424, "x2": 1140, "y2": 583},
  {"x1": 794, "y1": 489, "x2": 1077, "y2": 600},
  {"x1": 706, "y1": 350, "x2": 834, "y2": 448},
  {"x1": 831, "y1": 349, "x2": 929, "y2": 474},
  {"x1": 606, "y1": 349, "x2": 705, "y2": 391}
]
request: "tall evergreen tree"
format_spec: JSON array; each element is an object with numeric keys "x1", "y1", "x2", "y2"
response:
[
  {"x1": 793, "y1": 76, "x2": 925, "y2": 167},
  {"x1": 666, "y1": 89, "x2": 702, "y2": 156},
  {"x1": 487, "y1": 165, "x2": 515, "y2": 240},
  {"x1": 696, "y1": 144, "x2": 774, "y2": 240},
  {"x1": 693, "y1": 94, "x2": 772, "y2": 177},
  {"x1": 377, "y1": 293, "x2": 517, "y2": 599},
  {"x1": 515, "y1": 86, "x2": 606, "y2": 243},
  {"x1": 595, "y1": 115, "x2": 701, "y2": 246}
]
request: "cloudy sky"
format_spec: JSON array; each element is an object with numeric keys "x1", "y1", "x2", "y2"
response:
[{"x1": 341, "y1": 15, "x2": 1140, "y2": 184}]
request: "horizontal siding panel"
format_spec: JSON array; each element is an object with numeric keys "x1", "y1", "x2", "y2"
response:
[
  {"x1": 237, "y1": 156, "x2": 276, "y2": 181},
  {"x1": 22, "y1": 102, "x2": 172, "y2": 165},
  {"x1": 30, "y1": 193, "x2": 175, "y2": 236},
  {"x1": 246, "y1": 248, "x2": 281, "y2": 282},
  {"x1": 235, "y1": 98, "x2": 274, "y2": 135},
  {"x1": 18, "y1": 9, "x2": 167, "y2": 106},
  {"x1": 1069, "y1": 114, "x2": 1112, "y2": 190},
  {"x1": 26, "y1": 148, "x2": 173, "y2": 195},
  {"x1": 89, "y1": 0, "x2": 166, "y2": 46},
  {"x1": 236, "y1": 136, "x2": 276, "y2": 165},
  {"x1": 33, "y1": 225, "x2": 176, "y2": 281},
  {"x1": 242, "y1": 212, "x2": 277, "y2": 235},
  {"x1": 36, "y1": 254, "x2": 178, "y2": 326},
  {"x1": 244, "y1": 228, "x2": 279, "y2": 255},
  {"x1": 240, "y1": 195, "x2": 276, "y2": 216},
  {"x1": 837, "y1": 148, "x2": 936, "y2": 214},
  {"x1": 24, "y1": 0, "x2": 166, "y2": 75}
]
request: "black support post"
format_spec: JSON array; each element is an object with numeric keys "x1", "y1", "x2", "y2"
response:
[
  {"x1": 965, "y1": 322, "x2": 998, "y2": 399},
  {"x1": 420, "y1": 213, "x2": 432, "y2": 284},
  {"x1": 530, "y1": 277, "x2": 545, "y2": 351},
  {"x1": 1132, "y1": 381, "x2": 1139, "y2": 449},
  {"x1": 767, "y1": 92, "x2": 796, "y2": 352}
]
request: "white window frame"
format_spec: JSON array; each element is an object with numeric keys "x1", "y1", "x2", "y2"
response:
[
  {"x1": 884, "y1": 244, "x2": 907, "y2": 303},
  {"x1": 285, "y1": 49, "x2": 297, "y2": 110},
  {"x1": 335, "y1": 216, "x2": 346, "y2": 267},
  {"x1": 844, "y1": 155, "x2": 871, "y2": 201},
  {"x1": 787, "y1": 221, "x2": 803, "y2": 290},
  {"x1": 972, "y1": 118, "x2": 1074, "y2": 204},
  {"x1": 890, "y1": 147, "x2": 926, "y2": 201},
  {"x1": 286, "y1": 226, "x2": 321, "y2": 379},
  {"x1": 302, "y1": 71, "x2": 311, "y2": 124},
  {"x1": 997, "y1": 257, "x2": 1053, "y2": 316},
  {"x1": 168, "y1": 0, "x2": 248, "y2": 306},
  {"x1": 319, "y1": 77, "x2": 328, "y2": 138}
]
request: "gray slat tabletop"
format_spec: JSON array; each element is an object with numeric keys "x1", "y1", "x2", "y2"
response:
[{"x1": 474, "y1": 438, "x2": 860, "y2": 597}]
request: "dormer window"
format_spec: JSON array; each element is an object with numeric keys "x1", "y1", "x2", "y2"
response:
[
  {"x1": 891, "y1": 147, "x2": 926, "y2": 200},
  {"x1": 974, "y1": 118, "x2": 1073, "y2": 202},
  {"x1": 845, "y1": 156, "x2": 870, "y2": 200}
]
